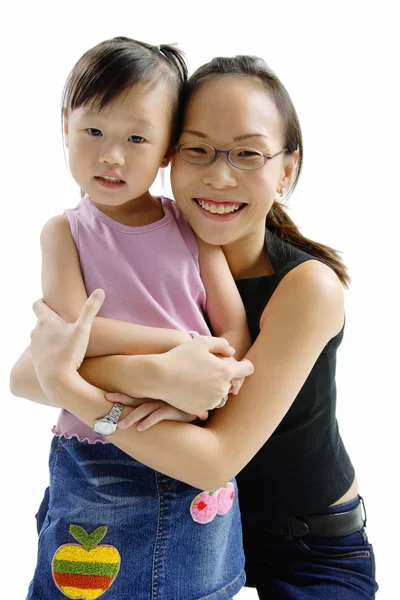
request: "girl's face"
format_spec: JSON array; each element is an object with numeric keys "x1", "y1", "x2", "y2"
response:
[
  {"x1": 171, "y1": 76, "x2": 296, "y2": 249},
  {"x1": 65, "y1": 83, "x2": 173, "y2": 208}
]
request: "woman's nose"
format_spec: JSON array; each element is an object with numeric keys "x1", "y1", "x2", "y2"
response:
[{"x1": 201, "y1": 156, "x2": 238, "y2": 189}]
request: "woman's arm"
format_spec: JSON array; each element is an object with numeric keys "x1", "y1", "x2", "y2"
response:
[
  {"x1": 9, "y1": 346, "x2": 167, "y2": 407},
  {"x1": 10, "y1": 347, "x2": 59, "y2": 407},
  {"x1": 11, "y1": 336, "x2": 253, "y2": 415},
  {"x1": 29, "y1": 261, "x2": 343, "y2": 490},
  {"x1": 41, "y1": 215, "x2": 191, "y2": 357},
  {"x1": 197, "y1": 238, "x2": 251, "y2": 360}
]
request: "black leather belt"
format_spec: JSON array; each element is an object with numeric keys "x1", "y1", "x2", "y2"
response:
[{"x1": 260, "y1": 501, "x2": 365, "y2": 538}]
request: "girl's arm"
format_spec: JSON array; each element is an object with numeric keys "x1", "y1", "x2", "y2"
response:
[
  {"x1": 10, "y1": 216, "x2": 254, "y2": 411},
  {"x1": 29, "y1": 260, "x2": 344, "y2": 490},
  {"x1": 41, "y1": 215, "x2": 191, "y2": 357},
  {"x1": 197, "y1": 238, "x2": 251, "y2": 360}
]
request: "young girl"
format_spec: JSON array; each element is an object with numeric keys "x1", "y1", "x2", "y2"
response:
[
  {"x1": 17, "y1": 37, "x2": 253, "y2": 600},
  {"x1": 14, "y1": 53, "x2": 378, "y2": 599}
]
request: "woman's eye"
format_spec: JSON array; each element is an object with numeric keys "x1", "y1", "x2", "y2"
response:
[
  {"x1": 238, "y1": 150, "x2": 259, "y2": 157},
  {"x1": 87, "y1": 128, "x2": 102, "y2": 136},
  {"x1": 187, "y1": 146, "x2": 207, "y2": 154},
  {"x1": 129, "y1": 135, "x2": 145, "y2": 143}
]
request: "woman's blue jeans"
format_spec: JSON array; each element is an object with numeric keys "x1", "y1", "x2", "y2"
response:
[{"x1": 243, "y1": 497, "x2": 378, "y2": 599}]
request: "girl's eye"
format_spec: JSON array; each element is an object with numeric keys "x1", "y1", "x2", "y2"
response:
[
  {"x1": 129, "y1": 135, "x2": 145, "y2": 143},
  {"x1": 87, "y1": 128, "x2": 102, "y2": 137}
]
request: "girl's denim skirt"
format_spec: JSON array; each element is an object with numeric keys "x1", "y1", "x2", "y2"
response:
[{"x1": 28, "y1": 436, "x2": 245, "y2": 600}]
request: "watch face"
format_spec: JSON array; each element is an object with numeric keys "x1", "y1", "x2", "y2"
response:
[{"x1": 95, "y1": 421, "x2": 115, "y2": 437}]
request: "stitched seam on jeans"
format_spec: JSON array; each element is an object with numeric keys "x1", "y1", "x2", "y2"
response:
[
  {"x1": 297, "y1": 539, "x2": 371, "y2": 560},
  {"x1": 198, "y1": 569, "x2": 246, "y2": 599},
  {"x1": 151, "y1": 472, "x2": 164, "y2": 600},
  {"x1": 38, "y1": 438, "x2": 63, "y2": 542}
]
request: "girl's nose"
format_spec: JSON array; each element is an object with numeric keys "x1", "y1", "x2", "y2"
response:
[{"x1": 99, "y1": 142, "x2": 125, "y2": 167}]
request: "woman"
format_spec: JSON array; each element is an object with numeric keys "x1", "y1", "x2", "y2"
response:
[{"x1": 11, "y1": 55, "x2": 378, "y2": 598}]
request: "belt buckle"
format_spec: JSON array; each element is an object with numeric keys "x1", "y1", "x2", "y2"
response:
[
  {"x1": 286, "y1": 517, "x2": 309, "y2": 537},
  {"x1": 359, "y1": 495, "x2": 367, "y2": 527}
]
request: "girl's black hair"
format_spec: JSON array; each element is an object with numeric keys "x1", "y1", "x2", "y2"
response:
[{"x1": 63, "y1": 36, "x2": 188, "y2": 142}]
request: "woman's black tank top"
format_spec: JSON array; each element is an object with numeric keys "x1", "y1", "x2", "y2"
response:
[{"x1": 235, "y1": 228, "x2": 355, "y2": 521}]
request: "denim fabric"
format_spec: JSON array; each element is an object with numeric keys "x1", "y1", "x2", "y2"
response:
[
  {"x1": 29, "y1": 436, "x2": 245, "y2": 600},
  {"x1": 243, "y1": 497, "x2": 378, "y2": 599}
]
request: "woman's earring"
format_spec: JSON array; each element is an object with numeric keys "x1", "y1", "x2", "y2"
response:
[{"x1": 275, "y1": 187, "x2": 286, "y2": 201}]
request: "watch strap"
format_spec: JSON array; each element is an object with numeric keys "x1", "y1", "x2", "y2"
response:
[{"x1": 107, "y1": 402, "x2": 124, "y2": 422}]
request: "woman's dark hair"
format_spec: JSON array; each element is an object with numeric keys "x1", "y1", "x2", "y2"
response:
[
  {"x1": 183, "y1": 56, "x2": 349, "y2": 286},
  {"x1": 62, "y1": 36, "x2": 188, "y2": 143}
]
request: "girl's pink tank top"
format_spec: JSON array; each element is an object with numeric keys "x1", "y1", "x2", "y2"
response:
[{"x1": 52, "y1": 195, "x2": 210, "y2": 443}]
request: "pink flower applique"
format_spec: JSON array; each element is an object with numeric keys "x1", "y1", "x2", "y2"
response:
[{"x1": 190, "y1": 482, "x2": 235, "y2": 524}]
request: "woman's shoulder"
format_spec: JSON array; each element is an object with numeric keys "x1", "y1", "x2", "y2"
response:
[
  {"x1": 281, "y1": 259, "x2": 343, "y2": 306},
  {"x1": 266, "y1": 229, "x2": 318, "y2": 275},
  {"x1": 261, "y1": 258, "x2": 344, "y2": 341}
]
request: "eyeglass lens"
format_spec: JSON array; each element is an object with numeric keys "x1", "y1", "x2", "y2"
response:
[{"x1": 179, "y1": 142, "x2": 265, "y2": 170}]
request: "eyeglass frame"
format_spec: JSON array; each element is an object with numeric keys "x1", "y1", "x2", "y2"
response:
[{"x1": 174, "y1": 142, "x2": 287, "y2": 171}]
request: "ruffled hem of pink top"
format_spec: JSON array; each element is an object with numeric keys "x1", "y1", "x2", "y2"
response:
[{"x1": 51, "y1": 425, "x2": 109, "y2": 444}]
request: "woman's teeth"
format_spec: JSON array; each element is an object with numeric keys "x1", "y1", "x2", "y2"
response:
[{"x1": 198, "y1": 200, "x2": 241, "y2": 214}]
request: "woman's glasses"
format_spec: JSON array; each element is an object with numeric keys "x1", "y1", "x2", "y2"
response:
[{"x1": 174, "y1": 142, "x2": 286, "y2": 171}]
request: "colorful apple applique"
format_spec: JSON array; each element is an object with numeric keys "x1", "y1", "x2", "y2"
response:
[
  {"x1": 217, "y1": 482, "x2": 235, "y2": 515},
  {"x1": 52, "y1": 525, "x2": 120, "y2": 599}
]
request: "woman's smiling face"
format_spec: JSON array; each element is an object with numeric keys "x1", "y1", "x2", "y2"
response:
[{"x1": 171, "y1": 76, "x2": 295, "y2": 250}]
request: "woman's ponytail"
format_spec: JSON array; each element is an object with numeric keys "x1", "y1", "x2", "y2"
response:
[{"x1": 267, "y1": 202, "x2": 350, "y2": 287}]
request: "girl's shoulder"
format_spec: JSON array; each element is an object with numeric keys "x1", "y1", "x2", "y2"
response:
[
  {"x1": 40, "y1": 214, "x2": 71, "y2": 243},
  {"x1": 160, "y1": 196, "x2": 199, "y2": 259},
  {"x1": 160, "y1": 196, "x2": 186, "y2": 223}
]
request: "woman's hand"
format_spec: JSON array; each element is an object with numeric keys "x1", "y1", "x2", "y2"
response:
[
  {"x1": 29, "y1": 289, "x2": 105, "y2": 387},
  {"x1": 104, "y1": 393, "x2": 207, "y2": 431},
  {"x1": 151, "y1": 337, "x2": 254, "y2": 416}
]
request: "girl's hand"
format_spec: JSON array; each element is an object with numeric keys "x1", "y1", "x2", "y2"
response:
[
  {"x1": 29, "y1": 290, "x2": 104, "y2": 384},
  {"x1": 105, "y1": 393, "x2": 207, "y2": 431}
]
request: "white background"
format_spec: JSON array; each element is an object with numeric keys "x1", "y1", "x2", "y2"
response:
[{"x1": 1, "y1": 1, "x2": 398, "y2": 598}]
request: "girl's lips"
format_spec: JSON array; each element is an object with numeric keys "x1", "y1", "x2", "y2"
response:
[{"x1": 95, "y1": 176, "x2": 125, "y2": 189}]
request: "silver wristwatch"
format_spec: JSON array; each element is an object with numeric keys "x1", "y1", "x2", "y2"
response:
[{"x1": 94, "y1": 403, "x2": 124, "y2": 437}]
